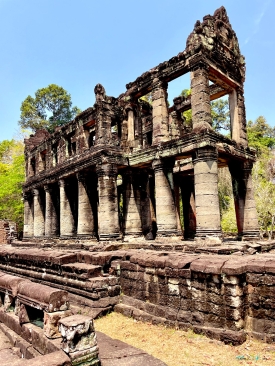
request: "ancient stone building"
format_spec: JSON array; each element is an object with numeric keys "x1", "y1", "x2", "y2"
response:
[{"x1": 23, "y1": 6, "x2": 259, "y2": 243}]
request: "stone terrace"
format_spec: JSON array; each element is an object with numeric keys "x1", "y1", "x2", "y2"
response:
[{"x1": 0, "y1": 244, "x2": 275, "y2": 345}]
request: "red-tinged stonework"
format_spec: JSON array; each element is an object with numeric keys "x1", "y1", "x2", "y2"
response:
[
  {"x1": 22, "y1": 6, "x2": 259, "y2": 244},
  {"x1": 1, "y1": 8, "x2": 272, "y2": 363},
  {"x1": 0, "y1": 221, "x2": 17, "y2": 244}
]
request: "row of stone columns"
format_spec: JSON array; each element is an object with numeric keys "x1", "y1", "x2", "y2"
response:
[{"x1": 23, "y1": 155, "x2": 259, "y2": 241}]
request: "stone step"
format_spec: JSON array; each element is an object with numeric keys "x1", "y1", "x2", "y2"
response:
[{"x1": 61, "y1": 262, "x2": 102, "y2": 279}]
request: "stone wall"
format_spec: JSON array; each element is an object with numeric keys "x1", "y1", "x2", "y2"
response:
[
  {"x1": 1, "y1": 247, "x2": 275, "y2": 344},
  {"x1": 114, "y1": 251, "x2": 275, "y2": 344}
]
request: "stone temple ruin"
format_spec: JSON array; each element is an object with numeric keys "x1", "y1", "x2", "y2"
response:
[
  {"x1": 1, "y1": 6, "x2": 275, "y2": 366},
  {"x1": 22, "y1": 6, "x2": 259, "y2": 243}
]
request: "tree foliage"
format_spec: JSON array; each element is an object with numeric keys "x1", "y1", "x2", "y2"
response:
[
  {"x1": 19, "y1": 84, "x2": 81, "y2": 133},
  {"x1": 252, "y1": 147, "x2": 275, "y2": 238},
  {"x1": 218, "y1": 116, "x2": 275, "y2": 237},
  {"x1": 247, "y1": 116, "x2": 275, "y2": 152},
  {"x1": 211, "y1": 99, "x2": 230, "y2": 132},
  {"x1": 0, "y1": 140, "x2": 25, "y2": 233}
]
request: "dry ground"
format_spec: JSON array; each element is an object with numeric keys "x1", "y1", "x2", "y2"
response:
[{"x1": 95, "y1": 313, "x2": 275, "y2": 366}]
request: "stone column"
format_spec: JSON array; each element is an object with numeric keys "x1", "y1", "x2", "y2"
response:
[
  {"x1": 152, "y1": 79, "x2": 169, "y2": 145},
  {"x1": 174, "y1": 175, "x2": 183, "y2": 236},
  {"x1": 140, "y1": 172, "x2": 155, "y2": 239},
  {"x1": 169, "y1": 111, "x2": 183, "y2": 140},
  {"x1": 229, "y1": 88, "x2": 248, "y2": 146},
  {"x1": 123, "y1": 169, "x2": 143, "y2": 237},
  {"x1": 190, "y1": 63, "x2": 212, "y2": 131},
  {"x1": 59, "y1": 179, "x2": 75, "y2": 237},
  {"x1": 77, "y1": 173, "x2": 96, "y2": 238},
  {"x1": 181, "y1": 177, "x2": 196, "y2": 239},
  {"x1": 193, "y1": 147, "x2": 221, "y2": 238},
  {"x1": 152, "y1": 159, "x2": 177, "y2": 236},
  {"x1": 44, "y1": 185, "x2": 59, "y2": 237},
  {"x1": 96, "y1": 163, "x2": 120, "y2": 240},
  {"x1": 229, "y1": 161, "x2": 259, "y2": 240},
  {"x1": 33, "y1": 188, "x2": 45, "y2": 237},
  {"x1": 127, "y1": 106, "x2": 135, "y2": 143},
  {"x1": 23, "y1": 193, "x2": 33, "y2": 239}
]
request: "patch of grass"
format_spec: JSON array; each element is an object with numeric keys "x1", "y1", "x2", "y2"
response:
[{"x1": 95, "y1": 312, "x2": 275, "y2": 366}]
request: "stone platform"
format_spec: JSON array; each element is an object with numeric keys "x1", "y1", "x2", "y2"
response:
[{"x1": 1, "y1": 242, "x2": 275, "y2": 346}]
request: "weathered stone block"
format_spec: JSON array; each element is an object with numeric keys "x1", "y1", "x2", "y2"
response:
[
  {"x1": 44, "y1": 310, "x2": 72, "y2": 339},
  {"x1": 59, "y1": 315, "x2": 97, "y2": 354}
]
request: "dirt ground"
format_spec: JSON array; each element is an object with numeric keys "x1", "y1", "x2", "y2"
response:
[{"x1": 95, "y1": 313, "x2": 275, "y2": 366}]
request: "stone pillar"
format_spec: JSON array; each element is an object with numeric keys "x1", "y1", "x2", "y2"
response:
[
  {"x1": 44, "y1": 185, "x2": 59, "y2": 237},
  {"x1": 94, "y1": 84, "x2": 112, "y2": 146},
  {"x1": 152, "y1": 79, "x2": 169, "y2": 144},
  {"x1": 169, "y1": 111, "x2": 183, "y2": 140},
  {"x1": 190, "y1": 63, "x2": 212, "y2": 131},
  {"x1": 229, "y1": 161, "x2": 259, "y2": 240},
  {"x1": 23, "y1": 193, "x2": 33, "y2": 239},
  {"x1": 229, "y1": 88, "x2": 248, "y2": 146},
  {"x1": 152, "y1": 159, "x2": 177, "y2": 236},
  {"x1": 193, "y1": 147, "x2": 221, "y2": 238},
  {"x1": 140, "y1": 172, "x2": 155, "y2": 239},
  {"x1": 77, "y1": 173, "x2": 96, "y2": 238},
  {"x1": 181, "y1": 177, "x2": 196, "y2": 239},
  {"x1": 174, "y1": 176, "x2": 183, "y2": 236},
  {"x1": 59, "y1": 179, "x2": 75, "y2": 237},
  {"x1": 33, "y1": 188, "x2": 45, "y2": 237},
  {"x1": 123, "y1": 169, "x2": 143, "y2": 237},
  {"x1": 96, "y1": 163, "x2": 120, "y2": 240},
  {"x1": 127, "y1": 107, "x2": 135, "y2": 143}
]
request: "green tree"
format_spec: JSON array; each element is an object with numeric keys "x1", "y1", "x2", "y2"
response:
[
  {"x1": 247, "y1": 116, "x2": 275, "y2": 152},
  {"x1": 181, "y1": 89, "x2": 192, "y2": 127},
  {"x1": 19, "y1": 84, "x2": 81, "y2": 133},
  {"x1": 245, "y1": 116, "x2": 275, "y2": 238},
  {"x1": 252, "y1": 148, "x2": 275, "y2": 238},
  {"x1": 0, "y1": 140, "x2": 25, "y2": 234},
  {"x1": 211, "y1": 99, "x2": 230, "y2": 132}
]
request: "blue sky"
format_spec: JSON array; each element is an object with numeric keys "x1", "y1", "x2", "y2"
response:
[{"x1": 0, "y1": 0, "x2": 274, "y2": 140}]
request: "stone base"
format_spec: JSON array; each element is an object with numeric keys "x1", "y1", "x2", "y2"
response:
[
  {"x1": 98, "y1": 233, "x2": 121, "y2": 241},
  {"x1": 123, "y1": 232, "x2": 144, "y2": 240},
  {"x1": 238, "y1": 230, "x2": 260, "y2": 241},
  {"x1": 195, "y1": 228, "x2": 222, "y2": 238},
  {"x1": 76, "y1": 234, "x2": 98, "y2": 242},
  {"x1": 194, "y1": 236, "x2": 223, "y2": 246},
  {"x1": 156, "y1": 230, "x2": 181, "y2": 237}
]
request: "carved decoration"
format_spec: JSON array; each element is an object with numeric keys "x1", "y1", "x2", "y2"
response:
[
  {"x1": 186, "y1": 6, "x2": 245, "y2": 80},
  {"x1": 94, "y1": 83, "x2": 106, "y2": 102}
]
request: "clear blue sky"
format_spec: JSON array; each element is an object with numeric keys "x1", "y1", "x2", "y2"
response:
[{"x1": 0, "y1": 0, "x2": 274, "y2": 140}]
